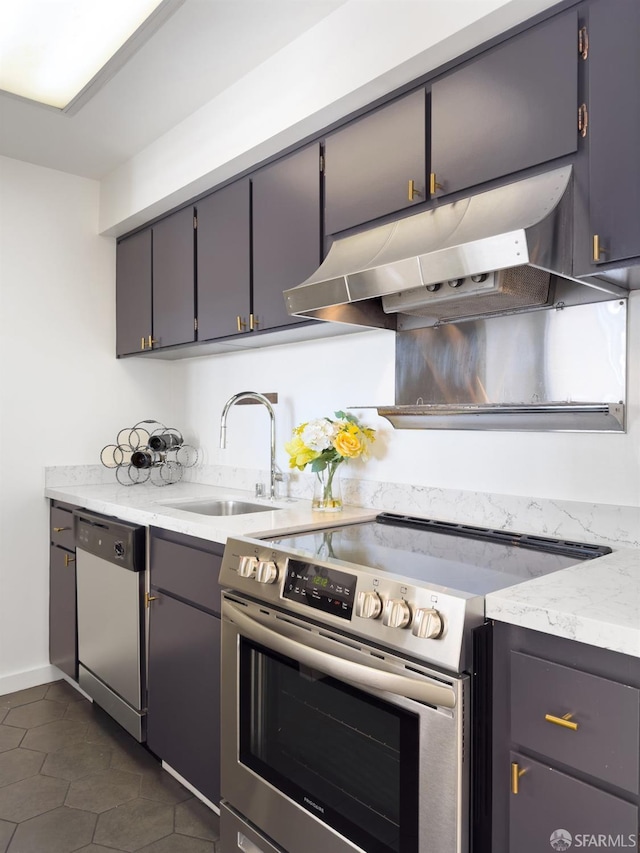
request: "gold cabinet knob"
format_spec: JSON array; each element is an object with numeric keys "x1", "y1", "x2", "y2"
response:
[
  {"x1": 236, "y1": 315, "x2": 247, "y2": 333},
  {"x1": 141, "y1": 337, "x2": 147, "y2": 350},
  {"x1": 64, "y1": 553, "x2": 76, "y2": 567},
  {"x1": 53, "y1": 527, "x2": 70, "y2": 533},
  {"x1": 147, "y1": 335, "x2": 158, "y2": 348}
]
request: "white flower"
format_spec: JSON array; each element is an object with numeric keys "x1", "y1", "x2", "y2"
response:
[{"x1": 301, "y1": 418, "x2": 338, "y2": 452}]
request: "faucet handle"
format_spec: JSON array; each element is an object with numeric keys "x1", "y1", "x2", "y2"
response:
[{"x1": 255, "y1": 483, "x2": 266, "y2": 498}]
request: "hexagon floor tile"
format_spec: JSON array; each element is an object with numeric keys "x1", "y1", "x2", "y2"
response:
[
  {"x1": 0, "y1": 774, "x2": 69, "y2": 822},
  {"x1": 0, "y1": 682, "x2": 222, "y2": 852}
]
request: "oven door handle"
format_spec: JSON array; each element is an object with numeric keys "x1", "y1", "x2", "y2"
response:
[{"x1": 226, "y1": 602, "x2": 456, "y2": 709}]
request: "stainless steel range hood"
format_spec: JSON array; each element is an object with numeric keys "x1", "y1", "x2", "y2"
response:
[{"x1": 284, "y1": 166, "x2": 623, "y2": 329}]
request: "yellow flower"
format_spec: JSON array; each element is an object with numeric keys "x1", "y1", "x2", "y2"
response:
[
  {"x1": 333, "y1": 429, "x2": 363, "y2": 458},
  {"x1": 284, "y1": 435, "x2": 319, "y2": 470}
]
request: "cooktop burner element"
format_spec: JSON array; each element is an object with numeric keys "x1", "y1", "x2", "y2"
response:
[{"x1": 219, "y1": 513, "x2": 611, "y2": 673}]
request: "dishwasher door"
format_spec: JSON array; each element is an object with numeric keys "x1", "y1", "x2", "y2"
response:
[{"x1": 74, "y1": 510, "x2": 146, "y2": 740}]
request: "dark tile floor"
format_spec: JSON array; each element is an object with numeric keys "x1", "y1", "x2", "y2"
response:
[{"x1": 0, "y1": 681, "x2": 221, "y2": 853}]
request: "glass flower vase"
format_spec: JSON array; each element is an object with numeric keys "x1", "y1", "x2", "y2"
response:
[{"x1": 312, "y1": 462, "x2": 343, "y2": 512}]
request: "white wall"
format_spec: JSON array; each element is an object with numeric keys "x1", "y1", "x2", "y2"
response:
[
  {"x1": 0, "y1": 156, "x2": 181, "y2": 691},
  {"x1": 178, "y1": 292, "x2": 640, "y2": 509},
  {"x1": 99, "y1": 0, "x2": 563, "y2": 235}
]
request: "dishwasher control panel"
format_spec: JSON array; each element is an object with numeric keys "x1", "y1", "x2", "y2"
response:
[{"x1": 73, "y1": 510, "x2": 144, "y2": 572}]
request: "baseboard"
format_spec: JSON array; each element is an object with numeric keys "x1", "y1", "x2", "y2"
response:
[
  {"x1": 162, "y1": 761, "x2": 220, "y2": 814},
  {"x1": 0, "y1": 664, "x2": 62, "y2": 697}
]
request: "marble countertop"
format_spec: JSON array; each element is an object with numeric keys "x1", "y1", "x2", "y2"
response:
[
  {"x1": 45, "y1": 479, "x2": 640, "y2": 659},
  {"x1": 486, "y1": 548, "x2": 640, "y2": 658},
  {"x1": 44, "y1": 481, "x2": 377, "y2": 544}
]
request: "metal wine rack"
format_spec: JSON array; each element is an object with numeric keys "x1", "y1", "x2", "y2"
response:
[{"x1": 100, "y1": 419, "x2": 199, "y2": 486}]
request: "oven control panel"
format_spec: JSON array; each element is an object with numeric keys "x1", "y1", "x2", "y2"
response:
[
  {"x1": 282, "y1": 558, "x2": 355, "y2": 620},
  {"x1": 220, "y1": 535, "x2": 485, "y2": 671}
]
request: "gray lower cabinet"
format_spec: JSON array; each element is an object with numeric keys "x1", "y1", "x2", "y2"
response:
[
  {"x1": 49, "y1": 502, "x2": 77, "y2": 680},
  {"x1": 509, "y1": 752, "x2": 638, "y2": 853},
  {"x1": 431, "y1": 8, "x2": 578, "y2": 198},
  {"x1": 493, "y1": 622, "x2": 640, "y2": 853},
  {"x1": 324, "y1": 88, "x2": 427, "y2": 236},
  {"x1": 146, "y1": 528, "x2": 224, "y2": 805}
]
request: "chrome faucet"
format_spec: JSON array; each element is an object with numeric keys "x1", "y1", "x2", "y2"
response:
[{"x1": 219, "y1": 391, "x2": 282, "y2": 500}]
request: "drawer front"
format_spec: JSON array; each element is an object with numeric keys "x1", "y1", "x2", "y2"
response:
[
  {"x1": 51, "y1": 506, "x2": 75, "y2": 551},
  {"x1": 150, "y1": 536, "x2": 223, "y2": 614},
  {"x1": 511, "y1": 651, "x2": 640, "y2": 793},
  {"x1": 509, "y1": 751, "x2": 638, "y2": 853}
]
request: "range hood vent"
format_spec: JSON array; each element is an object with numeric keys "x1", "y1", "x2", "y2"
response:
[{"x1": 284, "y1": 165, "x2": 622, "y2": 329}]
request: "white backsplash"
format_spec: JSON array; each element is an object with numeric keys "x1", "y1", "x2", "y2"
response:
[{"x1": 46, "y1": 464, "x2": 639, "y2": 551}]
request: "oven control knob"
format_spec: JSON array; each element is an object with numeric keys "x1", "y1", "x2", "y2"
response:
[
  {"x1": 256, "y1": 560, "x2": 278, "y2": 584},
  {"x1": 356, "y1": 590, "x2": 382, "y2": 620},
  {"x1": 412, "y1": 608, "x2": 444, "y2": 639},
  {"x1": 238, "y1": 556, "x2": 258, "y2": 578},
  {"x1": 382, "y1": 599, "x2": 412, "y2": 629}
]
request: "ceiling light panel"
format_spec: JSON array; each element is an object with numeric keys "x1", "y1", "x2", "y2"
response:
[{"x1": 0, "y1": 0, "x2": 166, "y2": 109}]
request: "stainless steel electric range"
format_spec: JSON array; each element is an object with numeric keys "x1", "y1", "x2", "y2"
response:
[{"x1": 218, "y1": 512, "x2": 610, "y2": 853}]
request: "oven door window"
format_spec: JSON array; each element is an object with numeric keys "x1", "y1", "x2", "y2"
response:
[{"x1": 239, "y1": 638, "x2": 419, "y2": 853}]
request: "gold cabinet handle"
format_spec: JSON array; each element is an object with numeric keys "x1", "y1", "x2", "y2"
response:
[
  {"x1": 236, "y1": 315, "x2": 247, "y2": 333},
  {"x1": 545, "y1": 712, "x2": 579, "y2": 731},
  {"x1": 249, "y1": 313, "x2": 260, "y2": 331},
  {"x1": 64, "y1": 554, "x2": 76, "y2": 567},
  {"x1": 511, "y1": 761, "x2": 527, "y2": 795},
  {"x1": 429, "y1": 173, "x2": 444, "y2": 195},
  {"x1": 408, "y1": 179, "x2": 423, "y2": 201},
  {"x1": 53, "y1": 527, "x2": 70, "y2": 533},
  {"x1": 147, "y1": 335, "x2": 158, "y2": 348},
  {"x1": 141, "y1": 337, "x2": 147, "y2": 350},
  {"x1": 592, "y1": 234, "x2": 607, "y2": 262},
  {"x1": 145, "y1": 593, "x2": 158, "y2": 608}
]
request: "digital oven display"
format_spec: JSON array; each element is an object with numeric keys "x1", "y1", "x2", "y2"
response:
[{"x1": 283, "y1": 558, "x2": 356, "y2": 620}]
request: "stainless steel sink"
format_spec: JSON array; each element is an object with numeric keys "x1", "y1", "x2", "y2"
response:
[{"x1": 162, "y1": 499, "x2": 278, "y2": 516}]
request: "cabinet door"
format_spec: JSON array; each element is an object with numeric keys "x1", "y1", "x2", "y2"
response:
[
  {"x1": 116, "y1": 228, "x2": 152, "y2": 356},
  {"x1": 585, "y1": 0, "x2": 640, "y2": 268},
  {"x1": 147, "y1": 593, "x2": 221, "y2": 805},
  {"x1": 252, "y1": 144, "x2": 322, "y2": 331},
  {"x1": 509, "y1": 752, "x2": 638, "y2": 853},
  {"x1": 152, "y1": 207, "x2": 195, "y2": 348},
  {"x1": 49, "y1": 545, "x2": 77, "y2": 680},
  {"x1": 324, "y1": 88, "x2": 427, "y2": 235},
  {"x1": 196, "y1": 179, "x2": 251, "y2": 341},
  {"x1": 431, "y1": 10, "x2": 578, "y2": 197}
]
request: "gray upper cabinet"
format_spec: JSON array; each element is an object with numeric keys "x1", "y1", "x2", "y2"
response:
[
  {"x1": 152, "y1": 206, "x2": 195, "y2": 348},
  {"x1": 579, "y1": 0, "x2": 640, "y2": 271},
  {"x1": 252, "y1": 144, "x2": 322, "y2": 331},
  {"x1": 116, "y1": 209, "x2": 195, "y2": 356},
  {"x1": 324, "y1": 88, "x2": 427, "y2": 235},
  {"x1": 116, "y1": 228, "x2": 152, "y2": 356},
  {"x1": 196, "y1": 179, "x2": 251, "y2": 341},
  {"x1": 431, "y1": 9, "x2": 578, "y2": 197}
]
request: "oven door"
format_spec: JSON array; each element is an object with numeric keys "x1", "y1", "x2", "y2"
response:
[{"x1": 221, "y1": 594, "x2": 469, "y2": 853}]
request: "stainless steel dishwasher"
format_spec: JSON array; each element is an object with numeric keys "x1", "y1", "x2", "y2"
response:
[{"x1": 74, "y1": 509, "x2": 146, "y2": 741}]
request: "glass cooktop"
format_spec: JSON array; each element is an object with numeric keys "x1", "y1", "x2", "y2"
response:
[{"x1": 269, "y1": 513, "x2": 611, "y2": 596}]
